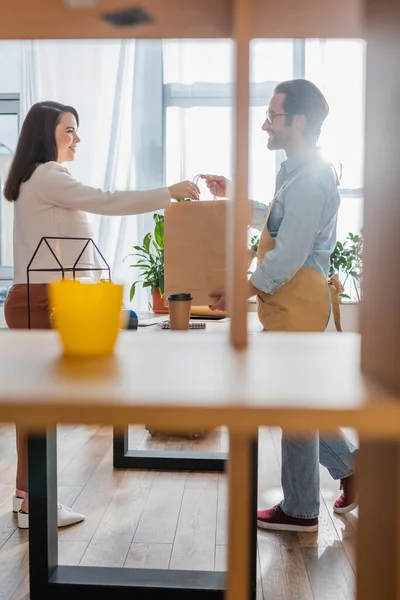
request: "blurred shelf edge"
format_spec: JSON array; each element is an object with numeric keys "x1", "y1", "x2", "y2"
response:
[{"x1": 0, "y1": 0, "x2": 364, "y2": 40}]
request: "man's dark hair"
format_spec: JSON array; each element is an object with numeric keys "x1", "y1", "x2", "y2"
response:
[
  {"x1": 4, "y1": 101, "x2": 79, "y2": 201},
  {"x1": 274, "y1": 79, "x2": 329, "y2": 142}
]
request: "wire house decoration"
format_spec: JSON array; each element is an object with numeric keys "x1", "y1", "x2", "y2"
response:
[{"x1": 26, "y1": 236, "x2": 111, "y2": 329}]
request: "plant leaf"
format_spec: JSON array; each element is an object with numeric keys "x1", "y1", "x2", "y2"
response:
[
  {"x1": 159, "y1": 273, "x2": 164, "y2": 295},
  {"x1": 154, "y1": 212, "x2": 164, "y2": 224},
  {"x1": 127, "y1": 213, "x2": 166, "y2": 299},
  {"x1": 154, "y1": 219, "x2": 164, "y2": 249},
  {"x1": 130, "y1": 264, "x2": 151, "y2": 271},
  {"x1": 143, "y1": 233, "x2": 152, "y2": 254}
]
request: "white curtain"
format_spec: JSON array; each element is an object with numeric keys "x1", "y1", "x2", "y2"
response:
[
  {"x1": 0, "y1": 154, "x2": 13, "y2": 265},
  {"x1": 20, "y1": 39, "x2": 164, "y2": 310}
]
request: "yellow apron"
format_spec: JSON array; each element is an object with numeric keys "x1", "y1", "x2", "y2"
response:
[{"x1": 256, "y1": 167, "x2": 340, "y2": 332}]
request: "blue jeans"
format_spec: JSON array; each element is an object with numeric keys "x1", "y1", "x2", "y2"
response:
[{"x1": 280, "y1": 431, "x2": 357, "y2": 519}]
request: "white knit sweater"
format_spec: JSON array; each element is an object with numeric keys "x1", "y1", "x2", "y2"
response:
[{"x1": 12, "y1": 161, "x2": 170, "y2": 283}]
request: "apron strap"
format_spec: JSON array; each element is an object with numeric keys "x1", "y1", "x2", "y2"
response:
[
  {"x1": 327, "y1": 274, "x2": 342, "y2": 332},
  {"x1": 264, "y1": 165, "x2": 306, "y2": 226}
]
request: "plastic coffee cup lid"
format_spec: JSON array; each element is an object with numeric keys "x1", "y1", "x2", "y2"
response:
[{"x1": 167, "y1": 293, "x2": 193, "y2": 301}]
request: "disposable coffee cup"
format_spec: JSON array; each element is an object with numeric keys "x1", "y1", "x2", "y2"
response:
[{"x1": 167, "y1": 293, "x2": 193, "y2": 330}]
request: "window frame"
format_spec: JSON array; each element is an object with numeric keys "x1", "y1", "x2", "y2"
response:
[
  {"x1": 0, "y1": 93, "x2": 20, "y2": 267},
  {"x1": 162, "y1": 39, "x2": 363, "y2": 199}
]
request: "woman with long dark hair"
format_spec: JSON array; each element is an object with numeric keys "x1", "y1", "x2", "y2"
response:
[{"x1": 4, "y1": 100, "x2": 199, "y2": 528}]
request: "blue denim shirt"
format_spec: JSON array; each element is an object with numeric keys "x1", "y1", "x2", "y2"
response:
[{"x1": 250, "y1": 151, "x2": 340, "y2": 295}]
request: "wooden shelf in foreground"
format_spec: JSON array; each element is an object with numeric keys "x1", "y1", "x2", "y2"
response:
[
  {"x1": 0, "y1": 0, "x2": 363, "y2": 40},
  {"x1": 0, "y1": 329, "x2": 399, "y2": 437}
]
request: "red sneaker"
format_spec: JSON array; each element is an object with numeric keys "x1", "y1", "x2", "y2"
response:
[
  {"x1": 334, "y1": 473, "x2": 358, "y2": 514},
  {"x1": 257, "y1": 504, "x2": 318, "y2": 532}
]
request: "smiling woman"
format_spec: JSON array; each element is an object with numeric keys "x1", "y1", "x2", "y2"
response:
[
  {"x1": 4, "y1": 101, "x2": 80, "y2": 202},
  {"x1": 1, "y1": 98, "x2": 200, "y2": 529},
  {"x1": 55, "y1": 111, "x2": 81, "y2": 162}
]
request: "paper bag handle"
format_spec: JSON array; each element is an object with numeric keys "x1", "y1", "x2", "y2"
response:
[{"x1": 193, "y1": 174, "x2": 218, "y2": 201}]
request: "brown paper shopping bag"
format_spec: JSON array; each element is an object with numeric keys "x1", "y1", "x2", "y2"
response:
[{"x1": 164, "y1": 201, "x2": 228, "y2": 308}]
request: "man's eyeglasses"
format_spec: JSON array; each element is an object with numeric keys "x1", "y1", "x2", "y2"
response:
[{"x1": 266, "y1": 110, "x2": 288, "y2": 124}]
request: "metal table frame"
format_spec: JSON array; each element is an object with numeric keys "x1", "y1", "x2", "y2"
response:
[
  {"x1": 28, "y1": 430, "x2": 258, "y2": 599},
  {"x1": 113, "y1": 426, "x2": 227, "y2": 472}
]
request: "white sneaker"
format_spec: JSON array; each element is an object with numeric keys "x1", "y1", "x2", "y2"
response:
[
  {"x1": 13, "y1": 495, "x2": 24, "y2": 513},
  {"x1": 18, "y1": 504, "x2": 85, "y2": 529}
]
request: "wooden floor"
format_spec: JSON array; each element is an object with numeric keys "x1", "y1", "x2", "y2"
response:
[{"x1": 0, "y1": 424, "x2": 357, "y2": 600}]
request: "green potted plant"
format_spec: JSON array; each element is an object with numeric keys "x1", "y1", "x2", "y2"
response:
[
  {"x1": 249, "y1": 233, "x2": 260, "y2": 258},
  {"x1": 247, "y1": 233, "x2": 260, "y2": 275},
  {"x1": 326, "y1": 231, "x2": 363, "y2": 332},
  {"x1": 124, "y1": 213, "x2": 168, "y2": 314},
  {"x1": 329, "y1": 232, "x2": 363, "y2": 302},
  {"x1": 249, "y1": 230, "x2": 363, "y2": 302}
]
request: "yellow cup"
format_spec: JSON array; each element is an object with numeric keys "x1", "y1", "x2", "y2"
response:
[{"x1": 49, "y1": 279, "x2": 124, "y2": 357}]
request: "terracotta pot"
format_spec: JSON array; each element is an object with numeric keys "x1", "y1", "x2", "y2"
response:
[{"x1": 152, "y1": 288, "x2": 168, "y2": 314}]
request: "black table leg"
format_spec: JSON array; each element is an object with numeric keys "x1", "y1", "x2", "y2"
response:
[
  {"x1": 26, "y1": 429, "x2": 227, "y2": 598},
  {"x1": 28, "y1": 428, "x2": 58, "y2": 597},
  {"x1": 113, "y1": 426, "x2": 227, "y2": 472}
]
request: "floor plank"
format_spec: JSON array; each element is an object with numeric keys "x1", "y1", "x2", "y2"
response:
[
  {"x1": 257, "y1": 547, "x2": 265, "y2": 600},
  {"x1": 0, "y1": 429, "x2": 18, "y2": 487},
  {"x1": 58, "y1": 484, "x2": 84, "y2": 508},
  {"x1": 133, "y1": 472, "x2": 186, "y2": 544},
  {"x1": 57, "y1": 425, "x2": 100, "y2": 475},
  {"x1": 215, "y1": 544, "x2": 227, "y2": 571},
  {"x1": 258, "y1": 531, "x2": 314, "y2": 600},
  {"x1": 215, "y1": 544, "x2": 264, "y2": 599},
  {"x1": 302, "y1": 547, "x2": 355, "y2": 600},
  {"x1": 216, "y1": 474, "x2": 227, "y2": 546},
  {"x1": 58, "y1": 426, "x2": 111, "y2": 487},
  {"x1": 124, "y1": 542, "x2": 172, "y2": 569},
  {"x1": 0, "y1": 484, "x2": 17, "y2": 550},
  {"x1": 320, "y1": 480, "x2": 357, "y2": 572},
  {"x1": 258, "y1": 427, "x2": 282, "y2": 491},
  {"x1": 58, "y1": 447, "x2": 126, "y2": 543},
  {"x1": 298, "y1": 496, "x2": 341, "y2": 549},
  {"x1": 10, "y1": 540, "x2": 88, "y2": 599},
  {"x1": 125, "y1": 425, "x2": 148, "y2": 450},
  {"x1": 340, "y1": 533, "x2": 357, "y2": 573},
  {"x1": 169, "y1": 487, "x2": 218, "y2": 571},
  {"x1": 0, "y1": 530, "x2": 29, "y2": 600},
  {"x1": 185, "y1": 472, "x2": 219, "y2": 490},
  {"x1": 80, "y1": 472, "x2": 152, "y2": 567}
]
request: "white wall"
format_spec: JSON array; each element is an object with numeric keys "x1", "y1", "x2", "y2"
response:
[{"x1": 326, "y1": 302, "x2": 359, "y2": 332}]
